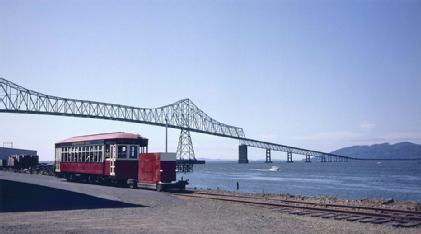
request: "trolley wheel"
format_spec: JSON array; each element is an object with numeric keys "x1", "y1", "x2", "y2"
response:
[
  {"x1": 127, "y1": 179, "x2": 137, "y2": 189},
  {"x1": 156, "y1": 184, "x2": 163, "y2": 192}
]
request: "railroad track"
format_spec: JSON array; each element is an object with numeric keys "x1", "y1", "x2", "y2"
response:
[{"x1": 175, "y1": 191, "x2": 421, "y2": 228}]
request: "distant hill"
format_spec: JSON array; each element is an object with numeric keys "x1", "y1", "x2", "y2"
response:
[{"x1": 331, "y1": 142, "x2": 421, "y2": 160}]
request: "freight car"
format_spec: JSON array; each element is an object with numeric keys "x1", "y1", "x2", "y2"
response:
[
  {"x1": 54, "y1": 132, "x2": 187, "y2": 191},
  {"x1": 2, "y1": 154, "x2": 39, "y2": 170}
]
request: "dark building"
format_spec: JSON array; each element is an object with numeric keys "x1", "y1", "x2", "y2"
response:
[{"x1": 0, "y1": 147, "x2": 38, "y2": 166}]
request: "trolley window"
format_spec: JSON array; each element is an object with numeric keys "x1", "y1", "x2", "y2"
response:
[
  {"x1": 129, "y1": 146, "x2": 138, "y2": 159},
  {"x1": 105, "y1": 145, "x2": 110, "y2": 159},
  {"x1": 118, "y1": 145, "x2": 127, "y2": 159}
]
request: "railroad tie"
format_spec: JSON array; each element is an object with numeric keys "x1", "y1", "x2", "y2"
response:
[
  {"x1": 358, "y1": 217, "x2": 378, "y2": 223},
  {"x1": 309, "y1": 213, "x2": 326, "y2": 217},
  {"x1": 333, "y1": 215, "x2": 351, "y2": 220},
  {"x1": 346, "y1": 216, "x2": 364, "y2": 221},
  {"x1": 393, "y1": 221, "x2": 421, "y2": 228},
  {"x1": 319, "y1": 213, "x2": 336, "y2": 219},
  {"x1": 289, "y1": 211, "x2": 312, "y2": 216},
  {"x1": 369, "y1": 218, "x2": 390, "y2": 225},
  {"x1": 288, "y1": 210, "x2": 305, "y2": 215}
]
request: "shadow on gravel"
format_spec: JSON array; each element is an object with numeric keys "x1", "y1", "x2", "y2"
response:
[{"x1": 0, "y1": 179, "x2": 146, "y2": 212}]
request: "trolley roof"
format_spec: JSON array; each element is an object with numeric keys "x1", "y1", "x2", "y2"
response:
[{"x1": 55, "y1": 132, "x2": 148, "y2": 147}]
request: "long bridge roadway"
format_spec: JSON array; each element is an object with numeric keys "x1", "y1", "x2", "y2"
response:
[{"x1": 0, "y1": 77, "x2": 355, "y2": 164}]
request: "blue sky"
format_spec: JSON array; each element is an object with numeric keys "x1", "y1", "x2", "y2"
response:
[{"x1": 1, "y1": 0, "x2": 421, "y2": 161}]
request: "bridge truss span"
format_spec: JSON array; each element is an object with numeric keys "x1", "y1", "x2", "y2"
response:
[
  {"x1": 0, "y1": 78, "x2": 245, "y2": 139},
  {"x1": 0, "y1": 77, "x2": 354, "y2": 164},
  {"x1": 239, "y1": 138, "x2": 354, "y2": 162}
]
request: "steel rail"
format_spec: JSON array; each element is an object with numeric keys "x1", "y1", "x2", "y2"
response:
[
  {"x1": 176, "y1": 192, "x2": 421, "y2": 224},
  {"x1": 194, "y1": 191, "x2": 421, "y2": 216}
]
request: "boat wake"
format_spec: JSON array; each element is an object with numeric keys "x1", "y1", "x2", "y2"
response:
[{"x1": 250, "y1": 166, "x2": 280, "y2": 172}]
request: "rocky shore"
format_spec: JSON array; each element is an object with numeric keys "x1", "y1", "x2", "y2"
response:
[{"x1": 194, "y1": 188, "x2": 421, "y2": 212}]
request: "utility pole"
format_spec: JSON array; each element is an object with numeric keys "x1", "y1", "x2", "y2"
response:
[{"x1": 165, "y1": 118, "x2": 168, "y2": 153}]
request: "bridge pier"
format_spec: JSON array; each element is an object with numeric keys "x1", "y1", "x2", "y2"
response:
[
  {"x1": 265, "y1": 149, "x2": 272, "y2": 163},
  {"x1": 286, "y1": 151, "x2": 293, "y2": 163},
  {"x1": 305, "y1": 154, "x2": 311, "y2": 163},
  {"x1": 321, "y1": 155, "x2": 326, "y2": 162},
  {"x1": 239, "y1": 145, "x2": 248, "y2": 163}
]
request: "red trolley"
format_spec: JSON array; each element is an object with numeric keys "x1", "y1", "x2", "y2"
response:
[{"x1": 55, "y1": 132, "x2": 187, "y2": 191}]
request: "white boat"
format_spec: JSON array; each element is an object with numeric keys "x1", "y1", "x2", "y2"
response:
[{"x1": 269, "y1": 166, "x2": 280, "y2": 171}]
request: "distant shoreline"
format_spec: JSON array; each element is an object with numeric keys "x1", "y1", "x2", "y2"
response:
[
  {"x1": 199, "y1": 159, "x2": 421, "y2": 162},
  {"x1": 352, "y1": 158, "x2": 421, "y2": 161}
]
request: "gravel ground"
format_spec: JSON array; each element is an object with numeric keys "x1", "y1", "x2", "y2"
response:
[{"x1": 0, "y1": 171, "x2": 418, "y2": 233}]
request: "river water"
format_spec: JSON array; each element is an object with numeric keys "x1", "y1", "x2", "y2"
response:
[{"x1": 177, "y1": 160, "x2": 421, "y2": 202}]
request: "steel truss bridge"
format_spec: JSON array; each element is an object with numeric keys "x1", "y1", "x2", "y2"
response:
[{"x1": 0, "y1": 78, "x2": 356, "y2": 166}]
